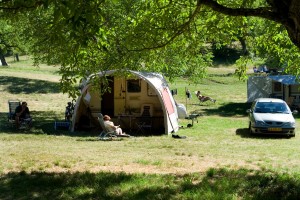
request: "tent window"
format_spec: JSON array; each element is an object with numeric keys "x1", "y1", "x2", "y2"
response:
[{"x1": 127, "y1": 80, "x2": 141, "y2": 93}]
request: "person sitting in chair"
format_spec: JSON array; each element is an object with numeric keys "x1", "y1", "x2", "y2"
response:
[
  {"x1": 15, "y1": 102, "x2": 32, "y2": 129},
  {"x1": 103, "y1": 115, "x2": 130, "y2": 137}
]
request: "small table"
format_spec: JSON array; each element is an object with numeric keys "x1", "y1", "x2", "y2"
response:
[{"x1": 186, "y1": 114, "x2": 200, "y2": 126}]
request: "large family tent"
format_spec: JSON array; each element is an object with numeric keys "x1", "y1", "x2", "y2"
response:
[
  {"x1": 70, "y1": 70, "x2": 179, "y2": 134},
  {"x1": 247, "y1": 75, "x2": 300, "y2": 106}
]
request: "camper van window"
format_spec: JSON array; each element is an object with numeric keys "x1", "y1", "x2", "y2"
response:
[
  {"x1": 127, "y1": 80, "x2": 141, "y2": 93},
  {"x1": 274, "y1": 82, "x2": 282, "y2": 92}
]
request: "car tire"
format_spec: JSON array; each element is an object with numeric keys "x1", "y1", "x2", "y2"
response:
[
  {"x1": 289, "y1": 134, "x2": 295, "y2": 138},
  {"x1": 288, "y1": 130, "x2": 296, "y2": 138}
]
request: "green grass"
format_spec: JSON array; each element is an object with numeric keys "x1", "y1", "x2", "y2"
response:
[
  {"x1": 1, "y1": 56, "x2": 300, "y2": 199},
  {"x1": 1, "y1": 169, "x2": 300, "y2": 199}
]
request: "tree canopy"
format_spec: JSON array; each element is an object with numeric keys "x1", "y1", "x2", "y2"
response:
[{"x1": 2, "y1": 0, "x2": 300, "y2": 97}]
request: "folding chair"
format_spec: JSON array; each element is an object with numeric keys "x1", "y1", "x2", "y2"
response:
[
  {"x1": 97, "y1": 113, "x2": 117, "y2": 140},
  {"x1": 8, "y1": 100, "x2": 32, "y2": 130},
  {"x1": 19, "y1": 118, "x2": 32, "y2": 130},
  {"x1": 136, "y1": 104, "x2": 153, "y2": 134},
  {"x1": 136, "y1": 118, "x2": 152, "y2": 134},
  {"x1": 8, "y1": 100, "x2": 21, "y2": 127}
]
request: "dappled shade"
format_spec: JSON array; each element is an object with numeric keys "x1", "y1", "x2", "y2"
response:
[
  {"x1": 0, "y1": 76, "x2": 60, "y2": 94},
  {"x1": 195, "y1": 102, "x2": 250, "y2": 117},
  {"x1": 0, "y1": 111, "x2": 73, "y2": 135},
  {"x1": 0, "y1": 169, "x2": 300, "y2": 199}
]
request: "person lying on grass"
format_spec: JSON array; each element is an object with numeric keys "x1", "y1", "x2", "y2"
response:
[{"x1": 195, "y1": 91, "x2": 216, "y2": 103}]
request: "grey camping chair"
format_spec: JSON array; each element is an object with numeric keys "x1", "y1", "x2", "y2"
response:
[
  {"x1": 8, "y1": 100, "x2": 21, "y2": 126},
  {"x1": 98, "y1": 113, "x2": 117, "y2": 140},
  {"x1": 8, "y1": 100, "x2": 32, "y2": 130}
]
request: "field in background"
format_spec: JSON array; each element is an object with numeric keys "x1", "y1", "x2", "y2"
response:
[{"x1": 1, "y1": 57, "x2": 300, "y2": 199}]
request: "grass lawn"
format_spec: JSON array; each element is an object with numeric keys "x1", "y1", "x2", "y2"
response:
[{"x1": 1, "y1": 57, "x2": 300, "y2": 199}]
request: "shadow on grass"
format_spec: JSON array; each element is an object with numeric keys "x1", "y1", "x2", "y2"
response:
[
  {"x1": 0, "y1": 111, "x2": 96, "y2": 136},
  {"x1": 0, "y1": 76, "x2": 60, "y2": 94},
  {"x1": 236, "y1": 128, "x2": 251, "y2": 138},
  {"x1": 0, "y1": 168, "x2": 299, "y2": 199},
  {"x1": 0, "y1": 110, "x2": 165, "y2": 137},
  {"x1": 193, "y1": 102, "x2": 251, "y2": 117},
  {"x1": 0, "y1": 111, "x2": 62, "y2": 135},
  {"x1": 236, "y1": 128, "x2": 294, "y2": 139}
]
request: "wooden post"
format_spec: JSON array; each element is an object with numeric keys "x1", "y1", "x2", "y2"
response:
[{"x1": 185, "y1": 87, "x2": 188, "y2": 111}]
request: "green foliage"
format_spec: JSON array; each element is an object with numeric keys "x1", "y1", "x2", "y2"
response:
[
  {"x1": 252, "y1": 19, "x2": 300, "y2": 70},
  {"x1": 0, "y1": 19, "x2": 27, "y2": 55},
  {"x1": 17, "y1": 0, "x2": 216, "y2": 96},
  {"x1": 3, "y1": 0, "x2": 300, "y2": 97}
]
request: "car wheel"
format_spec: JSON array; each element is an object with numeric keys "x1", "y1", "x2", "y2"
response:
[{"x1": 289, "y1": 134, "x2": 295, "y2": 138}]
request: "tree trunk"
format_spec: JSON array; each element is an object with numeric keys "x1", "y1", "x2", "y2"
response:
[
  {"x1": 238, "y1": 37, "x2": 249, "y2": 56},
  {"x1": 15, "y1": 53, "x2": 19, "y2": 61},
  {"x1": 0, "y1": 53, "x2": 8, "y2": 66},
  {"x1": 284, "y1": 0, "x2": 300, "y2": 49}
]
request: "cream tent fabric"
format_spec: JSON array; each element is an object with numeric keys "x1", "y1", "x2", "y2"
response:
[{"x1": 70, "y1": 70, "x2": 179, "y2": 134}]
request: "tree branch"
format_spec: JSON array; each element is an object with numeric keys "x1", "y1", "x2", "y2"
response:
[
  {"x1": 0, "y1": 0, "x2": 44, "y2": 11},
  {"x1": 198, "y1": 0, "x2": 286, "y2": 25},
  {"x1": 198, "y1": 0, "x2": 300, "y2": 48}
]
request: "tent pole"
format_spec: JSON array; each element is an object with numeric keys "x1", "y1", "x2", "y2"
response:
[{"x1": 185, "y1": 87, "x2": 187, "y2": 111}]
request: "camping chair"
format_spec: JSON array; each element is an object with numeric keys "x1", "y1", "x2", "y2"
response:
[
  {"x1": 136, "y1": 118, "x2": 152, "y2": 134},
  {"x1": 136, "y1": 104, "x2": 153, "y2": 134},
  {"x1": 8, "y1": 100, "x2": 32, "y2": 130},
  {"x1": 8, "y1": 100, "x2": 21, "y2": 126},
  {"x1": 97, "y1": 113, "x2": 117, "y2": 140}
]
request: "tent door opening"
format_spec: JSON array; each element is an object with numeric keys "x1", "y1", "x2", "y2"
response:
[{"x1": 101, "y1": 76, "x2": 114, "y2": 116}]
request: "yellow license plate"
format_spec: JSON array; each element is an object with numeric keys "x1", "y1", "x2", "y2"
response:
[{"x1": 268, "y1": 128, "x2": 282, "y2": 132}]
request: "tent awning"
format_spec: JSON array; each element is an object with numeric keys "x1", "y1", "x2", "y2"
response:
[{"x1": 267, "y1": 75, "x2": 299, "y2": 85}]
